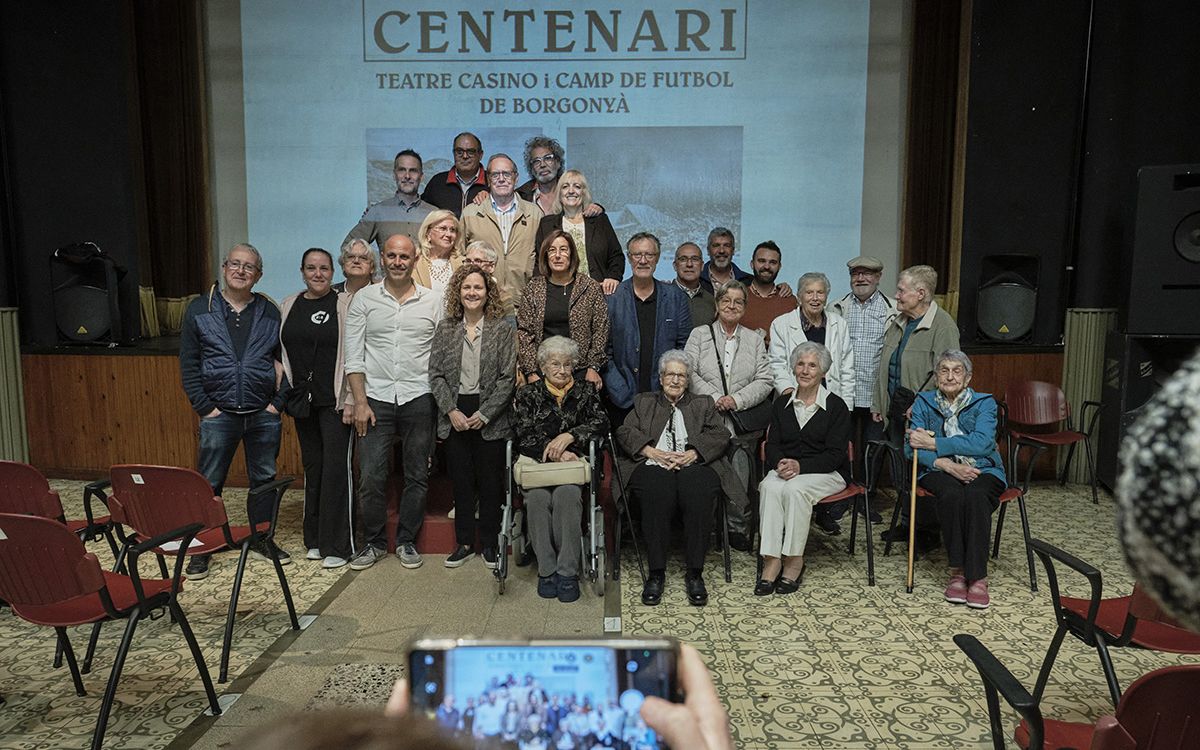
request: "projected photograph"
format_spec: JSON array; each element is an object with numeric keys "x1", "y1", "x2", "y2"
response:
[
  {"x1": 365, "y1": 127, "x2": 544, "y2": 205},
  {"x1": 568, "y1": 126, "x2": 743, "y2": 277}
]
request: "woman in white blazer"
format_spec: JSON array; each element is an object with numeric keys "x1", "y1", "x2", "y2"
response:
[
  {"x1": 684, "y1": 280, "x2": 773, "y2": 550},
  {"x1": 768, "y1": 272, "x2": 856, "y2": 406}
]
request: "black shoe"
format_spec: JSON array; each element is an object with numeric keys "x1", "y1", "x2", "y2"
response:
[
  {"x1": 557, "y1": 575, "x2": 581, "y2": 603},
  {"x1": 538, "y1": 574, "x2": 559, "y2": 599},
  {"x1": 685, "y1": 574, "x2": 708, "y2": 606},
  {"x1": 727, "y1": 532, "x2": 751, "y2": 553},
  {"x1": 185, "y1": 554, "x2": 211, "y2": 580},
  {"x1": 813, "y1": 511, "x2": 841, "y2": 535},
  {"x1": 754, "y1": 577, "x2": 777, "y2": 596},
  {"x1": 641, "y1": 574, "x2": 665, "y2": 606},
  {"x1": 444, "y1": 545, "x2": 474, "y2": 568},
  {"x1": 880, "y1": 525, "x2": 909, "y2": 543},
  {"x1": 515, "y1": 544, "x2": 534, "y2": 567},
  {"x1": 775, "y1": 564, "x2": 805, "y2": 595},
  {"x1": 250, "y1": 539, "x2": 292, "y2": 565},
  {"x1": 481, "y1": 547, "x2": 498, "y2": 570}
]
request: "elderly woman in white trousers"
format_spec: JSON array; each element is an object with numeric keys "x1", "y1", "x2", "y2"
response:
[{"x1": 756, "y1": 342, "x2": 852, "y2": 595}]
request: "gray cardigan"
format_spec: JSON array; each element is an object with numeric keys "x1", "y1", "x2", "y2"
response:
[{"x1": 429, "y1": 317, "x2": 516, "y2": 441}]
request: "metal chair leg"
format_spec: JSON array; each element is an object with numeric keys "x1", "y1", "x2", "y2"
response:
[
  {"x1": 91, "y1": 613, "x2": 140, "y2": 750},
  {"x1": 220, "y1": 543, "x2": 252, "y2": 683},
  {"x1": 1032, "y1": 625, "x2": 1069, "y2": 704},
  {"x1": 56, "y1": 628, "x2": 87, "y2": 696},
  {"x1": 992, "y1": 504, "x2": 1008, "y2": 559},
  {"x1": 170, "y1": 599, "x2": 222, "y2": 715},
  {"x1": 82, "y1": 621, "x2": 104, "y2": 674},
  {"x1": 1017, "y1": 496, "x2": 1038, "y2": 592},
  {"x1": 1095, "y1": 638, "x2": 1122, "y2": 707}
]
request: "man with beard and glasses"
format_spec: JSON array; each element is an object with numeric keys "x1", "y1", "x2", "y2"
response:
[{"x1": 741, "y1": 240, "x2": 797, "y2": 344}]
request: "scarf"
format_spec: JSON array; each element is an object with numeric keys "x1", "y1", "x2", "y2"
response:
[
  {"x1": 545, "y1": 377, "x2": 574, "y2": 407},
  {"x1": 934, "y1": 387, "x2": 977, "y2": 467}
]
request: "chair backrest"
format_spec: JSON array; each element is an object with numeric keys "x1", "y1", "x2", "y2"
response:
[
  {"x1": 1109, "y1": 664, "x2": 1200, "y2": 749},
  {"x1": 108, "y1": 465, "x2": 228, "y2": 538},
  {"x1": 0, "y1": 460, "x2": 66, "y2": 519},
  {"x1": 0, "y1": 513, "x2": 106, "y2": 606},
  {"x1": 1004, "y1": 381, "x2": 1070, "y2": 428}
]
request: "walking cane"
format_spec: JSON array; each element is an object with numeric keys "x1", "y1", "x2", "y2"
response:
[{"x1": 906, "y1": 444, "x2": 918, "y2": 593}]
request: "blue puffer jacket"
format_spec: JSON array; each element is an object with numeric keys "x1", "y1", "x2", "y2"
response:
[
  {"x1": 904, "y1": 389, "x2": 1006, "y2": 484},
  {"x1": 602, "y1": 279, "x2": 692, "y2": 409},
  {"x1": 180, "y1": 287, "x2": 282, "y2": 415}
]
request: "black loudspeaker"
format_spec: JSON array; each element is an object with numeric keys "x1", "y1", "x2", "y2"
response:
[
  {"x1": 976, "y1": 254, "x2": 1038, "y2": 342},
  {"x1": 1121, "y1": 164, "x2": 1200, "y2": 335},
  {"x1": 1097, "y1": 331, "x2": 1200, "y2": 490},
  {"x1": 50, "y1": 242, "x2": 136, "y2": 344}
]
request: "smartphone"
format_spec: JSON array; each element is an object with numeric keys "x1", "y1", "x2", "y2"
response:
[{"x1": 407, "y1": 637, "x2": 680, "y2": 750}]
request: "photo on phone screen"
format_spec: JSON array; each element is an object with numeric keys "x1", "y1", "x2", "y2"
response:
[{"x1": 408, "y1": 640, "x2": 677, "y2": 749}]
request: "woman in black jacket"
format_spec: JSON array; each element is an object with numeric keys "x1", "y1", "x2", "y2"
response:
[
  {"x1": 756, "y1": 341, "x2": 850, "y2": 595},
  {"x1": 533, "y1": 170, "x2": 623, "y2": 294}
]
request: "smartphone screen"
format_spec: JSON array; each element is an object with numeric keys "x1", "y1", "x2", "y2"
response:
[{"x1": 408, "y1": 640, "x2": 677, "y2": 749}]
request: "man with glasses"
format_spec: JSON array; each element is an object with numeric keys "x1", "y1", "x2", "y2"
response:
[
  {"x1": 421, "y1": 132, "x2": 489, "y2": 216},
  {"x1": 673, "y1": 242, "x2": 715, "y2": 327},
  {"x1": 461, "y1": 154, "x2": 540, "y2": 314},
  {"x1": 603, "y1": 232, "x2": 692, "y2": 424},
  {"x1": 741, "y1": 240, "x2": 797, "y2": 344},
  {"x1": 345, "y1": 149, "x2": 435, "y2": 252},
  {"x1": 179, "y1": 243, "x2": 289, "y2": 579},
  {"x1": 831, "y1": 255, "x2": 896, "y2": 482}
]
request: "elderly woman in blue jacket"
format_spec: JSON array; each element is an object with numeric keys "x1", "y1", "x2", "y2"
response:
[{"x1": 905, "y1": 349, "x2": 1006, "y2": 610}]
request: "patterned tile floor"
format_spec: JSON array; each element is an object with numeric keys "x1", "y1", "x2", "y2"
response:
[{"x1": 2, "y1": 480, "x2": 1197, "y2": 749}]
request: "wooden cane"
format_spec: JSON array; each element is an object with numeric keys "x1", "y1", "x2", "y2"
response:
[{"x1": 906, "y1": 445, "x2": 919, "y2": 593}]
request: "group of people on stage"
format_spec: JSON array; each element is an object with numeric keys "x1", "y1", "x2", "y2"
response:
[
  {"x1": 179, "y1": 131, "x2": 1008, "y2": 612},
  {"x1": 433, "y1": 680, "x2": 654, "y2": 750}
]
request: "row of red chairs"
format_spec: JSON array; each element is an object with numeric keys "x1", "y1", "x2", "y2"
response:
[{"x1": 0, "y1": 461, "x2": 299, "y2": 750}]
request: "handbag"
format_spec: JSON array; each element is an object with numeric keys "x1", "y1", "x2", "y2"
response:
[
  {"x1": 513, "y1": 453, "x2": 591, "y2": 489},
  {"x1": 708, "y1": 325, "x2": 772, "y2": 435}
]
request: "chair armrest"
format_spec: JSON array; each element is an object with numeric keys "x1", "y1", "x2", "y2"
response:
[
  {"x1": 953, "y1": 634, "x2": 1042, "y2": 750},
  {"x1": 243, "y1": 476, "x2": 297, "y2": 539},
  {"x1": 81, "y1": 479, "x2": 113, "y2": 528},
  {"x1": 1011, "y1": 438, "x2": 1049, "y2": 492},
  {"x1": 1080, "y1": 400, "x2": 1103, "y2": 438},
  {"x1": 126, "y1": 522, "x2": 206, "y2": 604},
  {"x1": 1029, "y1": 537, "x2": 1106, "y2": 641}
]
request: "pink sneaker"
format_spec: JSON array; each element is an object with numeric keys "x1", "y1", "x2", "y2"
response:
[
  {"x1": 967, "y1": 579, "x2": 990, "y2": 609},
  {"x1": 944, "y1": 575, "x2": 967, "y2": 604}
]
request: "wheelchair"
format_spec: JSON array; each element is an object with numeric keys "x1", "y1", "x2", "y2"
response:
[{"x1": 494, "y1": 437, "x2": 607, "y2": 596}]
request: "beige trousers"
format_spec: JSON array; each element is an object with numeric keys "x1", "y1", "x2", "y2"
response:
[{"x1": 757, "y1": 470, "x2": 847, "y2": 557}]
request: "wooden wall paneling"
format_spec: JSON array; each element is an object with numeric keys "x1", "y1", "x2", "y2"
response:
[
  {"x1": 967, "y1": 349, "x2": 1064, "y2": 480},
  {"x1": 23, "y1": 353, "x2": 301, "y2": 485}
]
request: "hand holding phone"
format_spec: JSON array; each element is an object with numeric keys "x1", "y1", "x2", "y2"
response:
[{"x1": 639, "y1": 643, "x2": 733, "y2": 750}]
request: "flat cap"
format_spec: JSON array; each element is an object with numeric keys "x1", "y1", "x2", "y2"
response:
[{"x1": 846, "y1": 255, "x2": 884, "y2": 272}]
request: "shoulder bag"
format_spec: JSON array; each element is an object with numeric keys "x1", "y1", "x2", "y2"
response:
[{"x1": 709, "y1": 325, "x2": 772, "y2": 435}]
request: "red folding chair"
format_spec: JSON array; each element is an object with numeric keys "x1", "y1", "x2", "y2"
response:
[
  {"x1": 0, "y1": 460, "x2": 119, "y2": 560},
  {"x1": 0, "y1": 512, "x2": 220, "y2": 750},
  {"x1": 1028, "y1": 538, "x2": 1200, "y2": 707},
  {"x1": 1004, "y1": 381, "x2": 1101, "y2": 504},
  {"x1": 92, "y1": 465, "x2": 299, "y2": 683},
  {"x1": 956, "y1": 632, "x2": 1200, "y2": 750}
]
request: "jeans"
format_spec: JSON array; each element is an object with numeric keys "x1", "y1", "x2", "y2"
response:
[
  {"x1": 294, "y1": 404, "x2": 353, "y2": 558},
  {"x1": 197, "y1": 408, "x2": 281, "y2": 525},
  {"x1": 358, "y1": 394, "x2": 435, "y2": 550}
]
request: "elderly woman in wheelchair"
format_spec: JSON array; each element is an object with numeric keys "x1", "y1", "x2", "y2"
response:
[{"x1": 511, "y1": 336, "x2": 610, "y2": 603}]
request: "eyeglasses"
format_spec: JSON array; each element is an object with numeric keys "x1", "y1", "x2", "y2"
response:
[
  {"x1": 661, "y1": 372, "x2": 688, "y2": 382},
  {"x1": 542, "y1": 361, "x2": 573, "y2": 372},
  {"x1": 431, "y1": 226, "x2": 459, "y2": 235},
  {"x1": 851, "y1": 269, "x2": 880, "y2": 278},
  {"x1": 488, "y1": 170, "x2": 516, "y2": 181},
  {"x1": 531, "y1": 155, "x2": 557, "y2": 167},
  {"x1": 675, "y1": 256, "x2": 702, "y2": 265},
  {"x1": 467, "y1": 258, "x2": 496, "y2": 268},
  {"x1": 345, "y1": 253, "x2": 372, "y2": 263},
  {"x1": 630, "y1": 252, "x2": 658, "y2": 261},
  {"x1": 719, "y1": 298, "x2": 746, "y2": 308},
  {"x1": 225, "y1": 260, "x2": 260, "y2": 273},
  {"x1": 453, "y1": 148, "x2": 480, "y2": 156}
]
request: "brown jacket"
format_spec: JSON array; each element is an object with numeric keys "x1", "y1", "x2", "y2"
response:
[{"x1": 516, "y1": 275, "x2": 609, "y2": 376}]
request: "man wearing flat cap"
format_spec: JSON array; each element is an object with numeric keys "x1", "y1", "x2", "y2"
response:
[{"x1": 832, "y1": 255, "x2": 896, "y2": 479}]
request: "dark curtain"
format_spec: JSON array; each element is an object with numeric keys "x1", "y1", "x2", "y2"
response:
[
  {"x1": 901, "y1": 0, "x2": 963, "y2": 293},
  {"x1": 131, "y1": 0, "x2": 210, "y2": 298}
]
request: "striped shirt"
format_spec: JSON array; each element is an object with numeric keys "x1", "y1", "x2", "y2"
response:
[
  {"x1": 491, "y1": 197, "x2": 518, "y2": 254},
  {"x1": 843, "y1": 291, "x2": 892, "y2": 408}
]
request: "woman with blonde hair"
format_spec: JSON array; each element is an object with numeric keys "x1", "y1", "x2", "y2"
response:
[{"x1": 414, "y1": 209, "x2": 465, "y2": 299}]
